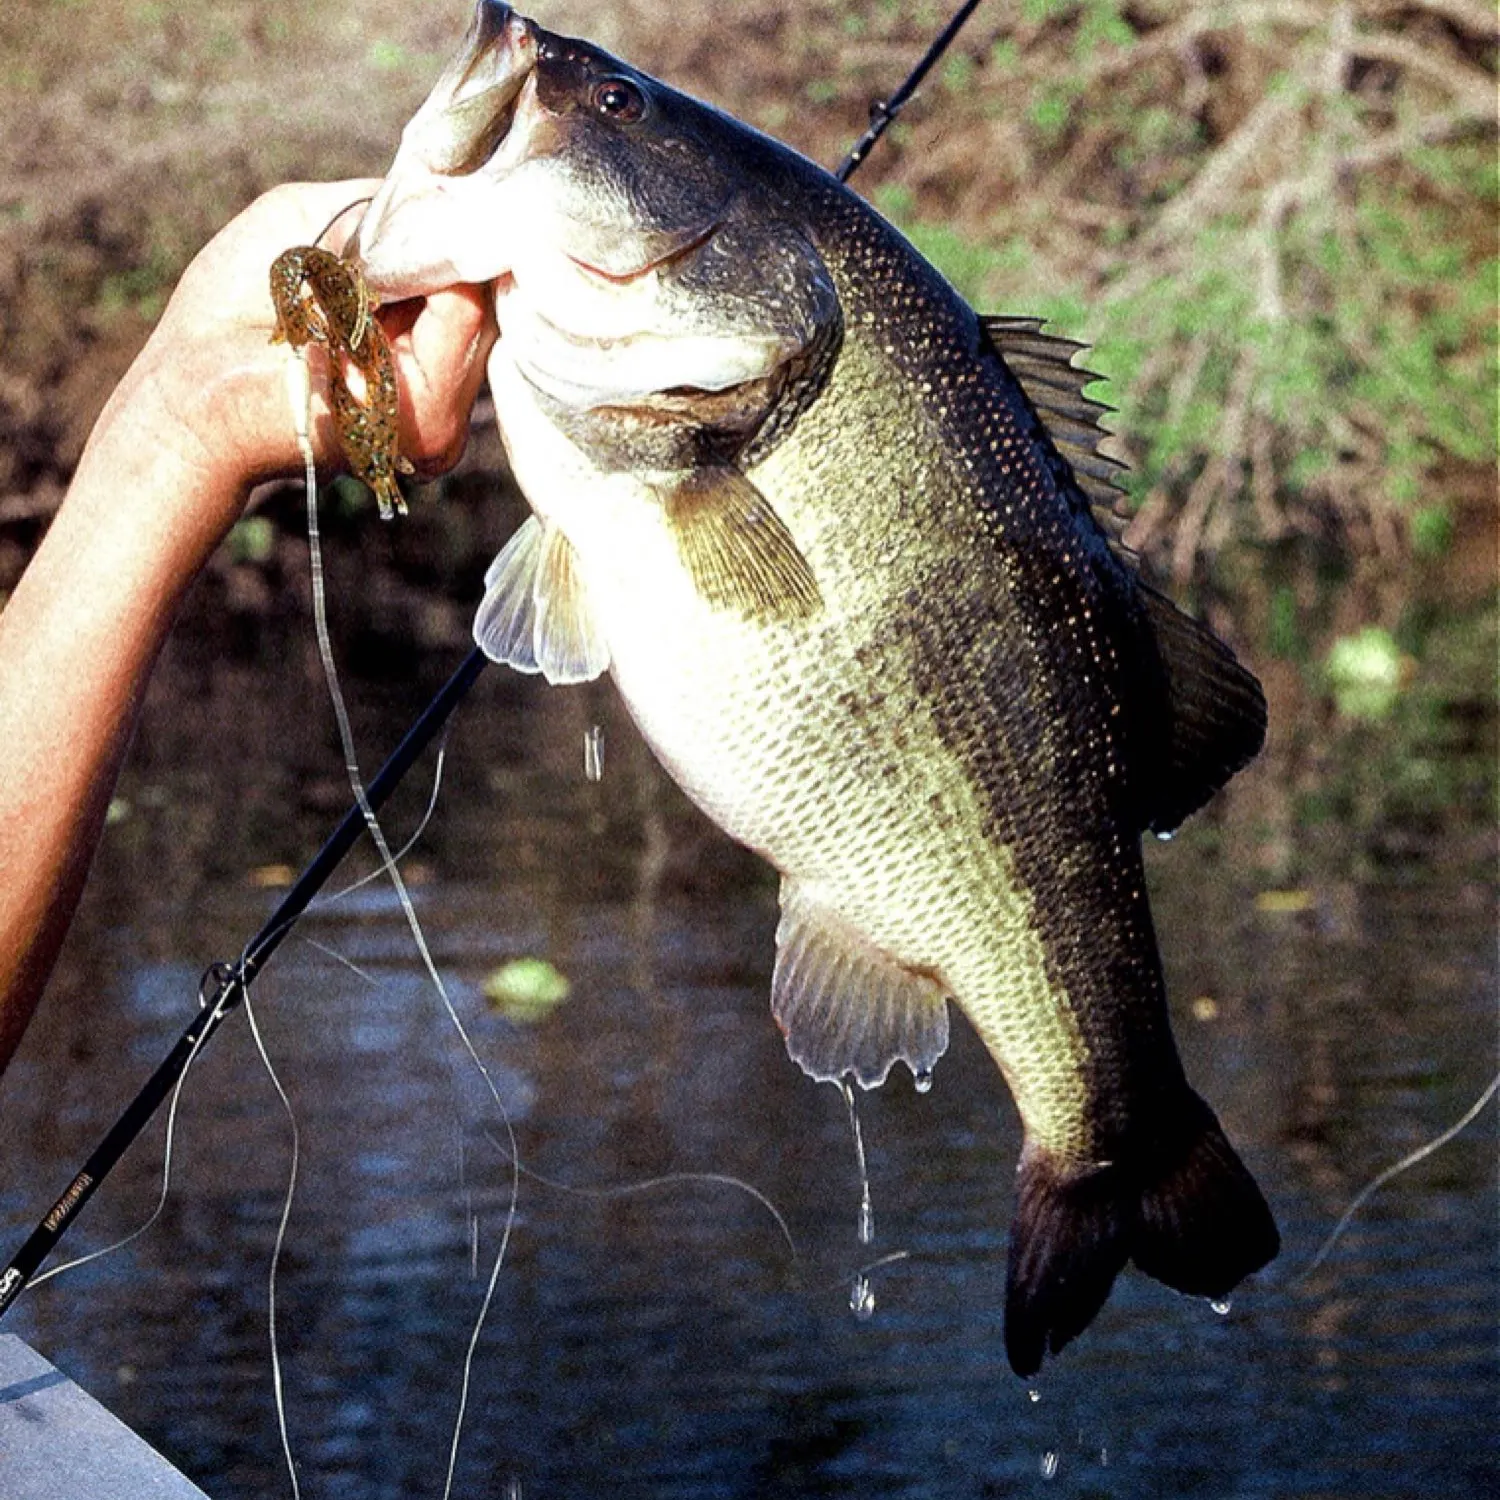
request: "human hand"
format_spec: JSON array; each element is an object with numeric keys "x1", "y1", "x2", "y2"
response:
[{"x1": 93, "y1": 178, "x2": 497, "y2": 554}]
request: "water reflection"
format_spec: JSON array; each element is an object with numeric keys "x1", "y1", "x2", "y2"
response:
[{"x1": 1, "y1": 631, "x2": 1494, "y2": 1499}]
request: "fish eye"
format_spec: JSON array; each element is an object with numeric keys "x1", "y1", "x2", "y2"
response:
[{"x1": 590, "y1": 78, "x2": 645, "y2": 122}]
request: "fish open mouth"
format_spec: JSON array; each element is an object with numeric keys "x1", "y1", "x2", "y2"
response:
[{"x1": 421, "y1": 2, "x2": 538, "y2": 178}]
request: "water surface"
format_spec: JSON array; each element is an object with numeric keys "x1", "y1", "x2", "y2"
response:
[{"x1": 2, "y1": 631, "x2": 1494, "y2": 1499}]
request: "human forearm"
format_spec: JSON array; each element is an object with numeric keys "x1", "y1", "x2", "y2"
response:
[
  {"x1": 0, "y1": 178, "x2": 495, "y2": 1071},
  {"x1": 0, "y1": 396, "x2": 236, "y2": 1066}
]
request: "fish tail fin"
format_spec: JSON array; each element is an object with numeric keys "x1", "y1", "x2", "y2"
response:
[
  {"x1": 1130, "y1": 1089, "x2": 1280, "y2": 1299},
  {"x1": 1004, "y1": 1149, "x2": 1130, "y2": 1379},
  {"x1": 1004, "y1": 1092, "x2": 1278, "y2": 1378}
]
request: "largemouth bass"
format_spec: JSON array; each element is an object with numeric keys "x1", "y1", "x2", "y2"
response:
[{"x1": 356, "y1": 0, "x2": 1278, "y2": 1376}]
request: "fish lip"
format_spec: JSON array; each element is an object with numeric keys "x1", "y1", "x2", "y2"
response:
[
  {"x1": 565, "y1": 218, "x2": 724, "y2": 286},
  {"x1": 347, "y1": 3, "x2": 538, "y2": 273}
]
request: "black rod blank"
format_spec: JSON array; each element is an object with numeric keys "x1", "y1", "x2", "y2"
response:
[{"x1": 0, "y1": 646, "x2": 487, "y2": 1318}]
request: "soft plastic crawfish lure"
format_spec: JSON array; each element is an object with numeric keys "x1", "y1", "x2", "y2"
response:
[{"x1": 269, "y1": 245, "x2": 414, "y2": 519}]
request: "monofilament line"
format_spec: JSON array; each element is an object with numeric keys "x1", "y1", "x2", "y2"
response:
[
  {"x1": 26, "y1": 988, "x2": 226, "y2": 1292},
  {"x1": 1304, "y1": 1070, "x2": 1500, "y2": 1275},
  {"x1": 288, "y1": 345, "x2": 520, "y2": 1500},
  {"x1": 242, "y1": 989, "x2": 303, "y2": 1500}
]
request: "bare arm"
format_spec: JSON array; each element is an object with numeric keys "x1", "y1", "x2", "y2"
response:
[{"x1": 0, "y1": 180, "x2": 496, "y2": 1070}]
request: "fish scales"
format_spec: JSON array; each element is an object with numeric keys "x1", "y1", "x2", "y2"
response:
[
  {"x1": 746, "y1": 185, "x2": 1170, "y2": 1151},
  {"x1": 356, "y1": 0, "x2": 1278, "y2": 1376}
]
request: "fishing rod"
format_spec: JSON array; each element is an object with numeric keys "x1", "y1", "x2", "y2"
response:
[{"x1": 0, "y1": 0, "x2": 987, "y2": 1320}]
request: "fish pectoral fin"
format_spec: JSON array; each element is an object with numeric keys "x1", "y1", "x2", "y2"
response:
[
  {"x1": 472, "y1": 516, "x2": 611, "y2": 684},
  {"x1": 771, "y1": 881, "x2": 949, "y2": 1091},
  {"x1": 660, "y1": 468, "x2": 821, "y2": 624},
  {"x1": 1132, "y1": 583, "x2": 1267, "y2": 835}
]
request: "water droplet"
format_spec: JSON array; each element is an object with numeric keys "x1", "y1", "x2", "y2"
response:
[
  {"x1": 584, "y1": 724, "x2": 605, "y2": 782},
  {"x1": 1028, "y1": 1388, "x2": 1042, "y2": 1404},
  {"x1": 1155, "y1": 828, "x2": 1175, "y2": 842},
  {"x1": 842, "y1": 1079, "x2": 874, "y2": 1246},
  {"x1": 913, "y1": 1067, "x2": 933, "y2": 1094},
  {"x1": 849, "y1": 1274, "x2": 876, "y2": 1321},
  {"x1": 1041, "y1": 1450, "x2": 1059, "y2": 1480},
  {"x1": 1210, "y1": 1296, "x2": 1232, "y2": 1317}
]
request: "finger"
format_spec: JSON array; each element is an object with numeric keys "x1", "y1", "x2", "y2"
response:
[
  {"x1": 385, "y1": 286, "x2": 498, "y2": 475},
  {"x1": 167, "y1": 180, "x2": 387, "y2": 331}
]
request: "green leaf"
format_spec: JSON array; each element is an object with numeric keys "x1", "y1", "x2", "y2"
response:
[
  {"x1": 1324, "y1": 627, "x2": 1406, "y2": 721},
  {"x1": 228, "y1": 516, "x2": 276, "y2": 565},
  {"x1": 484, "y1": 958, "x2": 571, "y2": 1024}
]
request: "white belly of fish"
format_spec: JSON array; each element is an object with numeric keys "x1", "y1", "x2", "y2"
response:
[{"x1": 488, "y1": 344, "x2": 1087, "y2": 1134}]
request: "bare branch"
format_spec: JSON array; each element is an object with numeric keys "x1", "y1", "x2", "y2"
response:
[
  {"x1": 1350, "y1": 33, "x2": 1499, "y2": 118},
  {"x1": 1359, "y1": 0, "x2": 1500, "y2": 41}
]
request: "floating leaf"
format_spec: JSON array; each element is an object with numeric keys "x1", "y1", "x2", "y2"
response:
[
  {"x1": 1255, "y1": 889, "x2": 1314, "y2": 914},
  {"x1": 485, "y1": 958, "x2": 571, "y2": 1023}
]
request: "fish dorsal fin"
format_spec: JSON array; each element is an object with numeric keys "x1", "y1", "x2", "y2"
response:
[
  {"x1": 980, "y1": 318, "x2": 1262, "y2": 830},
  {"x1": 473, "y1": 515, "x2": 611, "y2": 684},
  {"x1": 1133, "y1": 583, "x2": 1267, "y2": 835},
  {"x1": 772, "y1": 880, "x2": 949, "y2": 1091},
  {"x1": 660, "y1": 468, "x2": 822, "y2": 624},
  {"x1": 981, "y1": 315, "x2": 1130, "y2": 522}
]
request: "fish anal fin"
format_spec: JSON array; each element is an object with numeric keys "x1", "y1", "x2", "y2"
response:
[
  {"x1": 772, "y1": 881, "x2": 949, "y2": 1091},
  {"x1": 1134, "y1": 584, "x2": 1267, "y2": 834},
  {"x1": 662, "y1": 468, "x2": 821, "y2": 623},
  {"x1": 472, "y1": 516, "x2": 610, "y2": 684},
  {"x1": 1003, "y1": 1093, "x2": 1279, "y2": 1377}
]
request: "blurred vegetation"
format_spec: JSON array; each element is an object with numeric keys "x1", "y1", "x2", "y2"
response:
[
  {"x1": 1, "y1": 1, "x2": 1493, "y2": 581},
  {"x1": 857, "y1": 0, "x2": 1497, "y2": 586}
]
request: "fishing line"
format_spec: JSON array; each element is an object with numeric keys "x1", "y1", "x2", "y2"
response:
[
  {"x1": 290, "y1": 340, "x2": 521, "y2": 1500},
  {"x1": 1302, "y1": 1069, "x2": 1500, "y2": 1277},
  {"x1": 22, "y1": 982, "x2": 228, "y2": 1292},
  {"x1": 476, "y1": 1126, "x2": 799, "y2": 1267},
  {"x1": 314, "y1": 195, "x2": 373, "y2": 254},
  {"x1": 233, "y1": 732, "x2": 453, "y2": 986},
  {"x1": 241, "y1": 988, "x2": 304, "y2": 1500}
]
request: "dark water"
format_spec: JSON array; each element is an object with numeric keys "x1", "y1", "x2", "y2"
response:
[{"x1": 1, "y1": 630, "x2": 1495, "y2": 1500}]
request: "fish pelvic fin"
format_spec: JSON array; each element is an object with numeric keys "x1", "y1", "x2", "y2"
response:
[
  {"x1": 473, "y1": 515, "x2": 611, "y2": 684},
  {"x1": 772, "y1": 880, "x2": 949, "y2": 1091},
  {"x1": 660, "y1": 468, "x2": 821, "y2": 624},
  {"x1": 1004, "y1": 1091, "x2": 1278, "y2": 1378}
]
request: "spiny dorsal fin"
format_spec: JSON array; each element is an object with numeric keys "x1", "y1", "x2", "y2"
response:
[
  {"x1": 1133, "y1": 583, "x2": 1267, "y2": 835},
  {"x1": 984, "y1": 317, "x2": 1264, "y2": 833},
  {"x1": 981, "y1": 315, "x2": 1130, "y2": 525},
  {"x1": 661, "y1": 467, "x2": 822, "y2": 623},
  {"x1": 472, "y1": 515, "x2": 611, "y2": 684},
  {"x1": 773, "y1": 880, "x2": 950, "y2": 1092}
]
